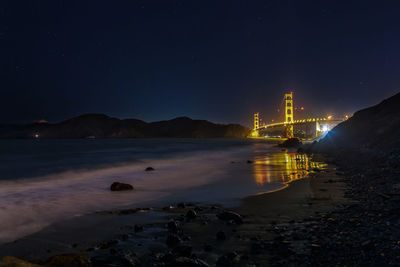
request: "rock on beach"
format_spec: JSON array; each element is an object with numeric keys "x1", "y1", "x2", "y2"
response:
[{"x1": 110, "y1": 182, "x2": 134, "y2": 191}]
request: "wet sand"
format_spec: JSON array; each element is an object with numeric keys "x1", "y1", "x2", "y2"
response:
[
  {"x1": 0, "y1": 161, "x2": 349, "y2": 266},
  {"x1": 177, "y1": 166, "x2": 350, "y2": 265}
]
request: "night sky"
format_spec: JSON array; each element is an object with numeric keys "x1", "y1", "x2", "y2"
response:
[{"x1": 1, "y1": 0, "x2": 399, "y2": 126}]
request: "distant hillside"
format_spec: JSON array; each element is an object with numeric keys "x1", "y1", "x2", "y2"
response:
[
  {"x1": 0, "y1": 114, "x2": 251, "y2": 139},
  {"x1": 312, "y1": 92, "x2": 400, "y2": 152}
]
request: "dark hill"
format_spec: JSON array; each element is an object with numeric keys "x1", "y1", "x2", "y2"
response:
[
  {"x1": 312, "y1": 92, "x2": 400, "y2": 153},
  {"x1": 0, "y1": 114, "x2": 250, "y2": 139}
]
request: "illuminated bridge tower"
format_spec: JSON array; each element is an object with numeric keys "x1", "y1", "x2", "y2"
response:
[
  {"x1": 254, "y1": 112, "x2": 260, "y2": 130},
  {"x1": 285, "y1": 92, "x2": 294, "y2": 138}
]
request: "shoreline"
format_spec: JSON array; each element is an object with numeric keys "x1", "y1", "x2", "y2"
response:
[{"x1": 0, "y1": 158, "x2": 349, "y2": 266}]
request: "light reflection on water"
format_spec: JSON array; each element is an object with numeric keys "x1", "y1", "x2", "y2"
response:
[{"x1": 252, "y1": 151, "x2": 326, "y2": 186}]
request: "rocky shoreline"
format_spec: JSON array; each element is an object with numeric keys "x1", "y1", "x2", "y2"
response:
[{"x1": 272, "y1": 149, "x2": 400, "y2": 266}]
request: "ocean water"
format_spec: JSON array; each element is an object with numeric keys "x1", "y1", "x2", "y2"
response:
[{"x1": 0, "y1": 138, "x2": 321, "y2": 244}]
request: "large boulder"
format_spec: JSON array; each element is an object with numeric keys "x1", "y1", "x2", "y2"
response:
[
  {"x1": 278, "y1": 138, "x2": 302, "y2": 148},
  {"x1": 110, "y1": 182, "x2": 134, "y2": 191},
  {"x1": 186, "y1": 209, "x2": 197, "y2": 220}
]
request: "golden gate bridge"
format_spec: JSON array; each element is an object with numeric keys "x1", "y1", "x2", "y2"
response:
[{"x1": 251, "y1": 92, "x2": 346, "y2": 139}]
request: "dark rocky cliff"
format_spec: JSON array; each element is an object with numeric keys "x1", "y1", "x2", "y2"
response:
[
  {"x1": 0, "y1": 114, "x2": 251, "y2": 139},
  {"x1": 311, "y1": 92, "x2": 400, "y2": 153}
]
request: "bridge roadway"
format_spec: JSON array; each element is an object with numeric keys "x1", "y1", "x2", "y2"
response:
[{"x1": 256, "y1": 117, "x2": 340, "y2": 129}]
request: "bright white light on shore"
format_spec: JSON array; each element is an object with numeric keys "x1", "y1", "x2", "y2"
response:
[{"x1": 322, "y1": 125, "x2": 329, "y2": 132}]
